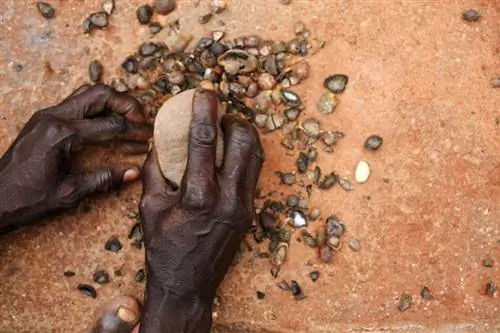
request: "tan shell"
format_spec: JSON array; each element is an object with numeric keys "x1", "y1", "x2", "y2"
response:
[{"x1": 154, "y1": 89, "x2": 225, "y2": 186}]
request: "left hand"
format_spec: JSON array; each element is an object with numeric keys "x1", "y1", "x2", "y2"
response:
[{"x1": 0, "y1": 84, "x2": 152, "y2": 233}]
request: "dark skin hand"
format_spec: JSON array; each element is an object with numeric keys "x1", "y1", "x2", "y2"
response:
[
  {"x1": 139, "y1": 89, "x2": 264, "y2": 333},
  {"x1": 0, "y1": 83, "x2": 152, "y2": 233}
]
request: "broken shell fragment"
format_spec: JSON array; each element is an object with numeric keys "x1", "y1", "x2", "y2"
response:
[
  {"x1": 355, "y1": 160, "x2": 370, "y2": 184},
  {"x1": 301, "y1": 118, "x2": 321, "y2": 138},
  {"x1": 271, "y1": 242, "x2": 288, "y2": 266},
  {"x1": 218, "y1": 49, "x2": 258, "y2": 75}
]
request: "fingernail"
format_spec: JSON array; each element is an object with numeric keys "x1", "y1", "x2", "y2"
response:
[
  {"x1": 117, "y1": 306, "x2": 138, "y2": 324},
  {"x1": 123, "y1": 168, "x2": 140, "y2": 183}
]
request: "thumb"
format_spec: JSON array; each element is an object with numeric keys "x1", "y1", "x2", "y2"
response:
[{"x1": 57, "y1": 165, "x2": 139, "y2": 205}]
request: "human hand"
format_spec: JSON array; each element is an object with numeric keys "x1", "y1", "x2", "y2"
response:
[
  {"x1": 139, "y1": 89, "x2": 264, "y2": 333},
  {"x1": 0, "y1": 84, "x2": 152, "y2": 233}
]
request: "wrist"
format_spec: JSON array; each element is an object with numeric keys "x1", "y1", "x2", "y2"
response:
[{"x1": 140, "y1": 279, "x2": 213, "y2": 333}]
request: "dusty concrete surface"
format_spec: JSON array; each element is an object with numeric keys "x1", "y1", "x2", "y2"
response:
[{"x1": 0, "y1": 0, "x2": 499, "y2": 332}]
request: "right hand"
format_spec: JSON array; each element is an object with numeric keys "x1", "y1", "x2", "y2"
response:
[{"x1": 139, "y1": 89, "x2": 264, "y2": 333}]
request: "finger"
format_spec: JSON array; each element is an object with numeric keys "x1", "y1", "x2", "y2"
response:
[
  {"x1": 63, "y1": 84, "x2": 91, "y2": 103},
  {"x1": 57, "y1": 165, "x2": 139, "y2": 204},
  {"x1": 219, "y1": 115, "x2": 258, "y2": 188},
  {"x1": 181, "y1": 89, "x2": 218, "y2": 207},
  {"x1": 243, "y1": 131, "x2": 265, "y2": 207},
  {"x1": 72, "y1": 117, "x2": 152, "y2": 144},
  {"x1": 89, "y1": 296, "x2": 141, "y2": 333},
  {"x1": 55, "y1": 84, "x2": 145, "y2": 123},
  {"x1": 142, "y1": 145, "x2": 171, "y2": 198},
  {"x1": 121, "y1": 142, "x2": 150, "y2": 155}
]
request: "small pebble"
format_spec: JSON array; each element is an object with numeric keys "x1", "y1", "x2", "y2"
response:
[
  {"x1": 421, "y1": 286, "x2": 432, "y2": 300},
  {"x1": 291, "y1": 280, "x2": 302, "y2": 297},
  {"x1": 483, "y1": 258, "x2": 494, "y2": 267},
  {"x1": 276, "y1": 280, "x2": 291, "y2": 291},
  {"x1": 101, "y1": 0, "x2": 115, "y2": 15},
  {"x1": 149, "y1": 22, "x2": 163, "y2": 35},
  {"x1": 135, "y1": 269, "x2": 146, "y2": 282},
  {"x1": 36, "y1": 2, "x2": 55, "y2": 19},
  {"x1": 88, "y1": 59, "x2": 103, "y2": 82},
  {"x1": 398, "y1": 293, "x2": 412, "y2": 311},
  {"x1": 114, "y1": 269, "x2": 122, "y2": 277},
  {"x1": 104, "y1": 236, "x2": 122, "y2": 253},
  {"x1": 155, "y1": 0, "x2": 176, "y2": 15},
  {"x1": 258, "y1": 73, "x2": 277, "y2": 90},
  {"x1": 364, "y1": 135, "x2": 383, "y2": 150},
  {"x1": 324, "y1": 74, "x2": 348, "y2": 93},
  {"x1": 462, "y1": 9, "x2": 481, "y2": 22},
  {"x1": 63, "y1": 271, "x2": 75, "y2": 277},
  {"x1": 89, "y1": 12, "x2": 109, "y2": 28},
  {"x1": 256, "y1": 291, "x2": 266, "y2": 299},
  {"x1": 338, "y1": 177, "x2": 354, "y2": 191},
  {"x1": 93, "y1": 270, "x2": 110, "y2": 285},
  {"x1": 210, "y1": 0, "x2": 227, "y2": 13},
  {"x1": 355, "y1": 160, "x2": 370, "y2": 184},
  {"x1": 485, "y1": 282, "x2": 496, "y2": 297},
  {"x1": 491, "y1": 76, "x2": 500, "y2": 88},
  {"x1": 309, "y1": 271, "x2": 320, "y2": 282},
  {"x1": 308, "y1": 208, "x2": 320, "y2": 221},
  {"x1": 348, "y1": 238, "x2": 361, "y2": 252},
  {"x1": 286, "y1": 194, "x2": 300, "y2": 207},
  {"x1": 137, "y1": 4, "x2": 154, "y2": 24},
  {"x1": 77, "y1": 284, "x2": 97, "y2": 298},
  {"x1": 292, "y1": 211, "x2": 307, "y2": 228}
]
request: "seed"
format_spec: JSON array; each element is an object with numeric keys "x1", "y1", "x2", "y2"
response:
[
  {"x1": 155, "y1": 0, "x2": 176, "y2": 15},
  {"x1": 166, "y1": 70, "x2": 185, "y2": 85},
  {"x1": 287, "y1": 38, "x2": 302, "y2": 54},
  {"x1": 36, "y1": 2, "x2": 55, "y2": 19},
  {"x1": 63, "y1": 271, "x2": 75, "y2": 277},
  {"x1": 259, "y1": 211, "x2": 277, "y2": 231},
  {"x1": 114, "y1": 269, "x2": 122, "y2": 277},
  {"x1": 317, "y1": 91, "x2": 338, "y2": 114},
  {"x1": 355, "y1": 160, "x2": 370, "y2": 184},
  {"x1": 270, "y1": 267, "x2": 280, "y2": 279},
  {"x1": 152, "y1": 77, "x2": 168, "y2": 93},
  {"x1": 135, "y1": 269, "x2": 146, "y2": 282},
  {"x1": 338, "y1": 177, "x2": 354, "y2": 191},
  {"x1": 292, "y1": 211, "x2": 307, "y2": 228},
  {"x1": 348, "y1": 238, "x2": 360, "y2": 252},
  {"x1": 306, "y1": 184, "x2": 313, "y2": 197},
  {"x1": 326, "y1": 216, "x2": 345, "y2": 237},
  {"x1": 257, "y1": 73, "x2": 277, "y2": 90},
  {"x1": 82, "y1": 18, "x2": 93, "y2": 33},
  {"x1": 281, "y1": 89, "x2": 301, "y2": 106},
  {"x1": 111, "y1": 78, "x2": 128, "y2": 92},
  {"x1": 307, "y1": 147, "x2": 317, "y2": 163},
  {"x1": 312, "y1": 166, "x2": 321, "y2": 185},
  {"x1": 286, "y1": 194, "x2": 300, "y2": 207},
  {"x1": 462, "y1": 9, "x2": 480, "y2": 22},
  {"x1": 137, "y1": 5, "x2": 153, "y2": 24},
  {"x1": 78, "y1": 284, "x2": 97, "y2": 298},
  {"x1": 276, "y1": 280, "x2": 291, "y2": 291},
  {"x1": 264, "y1": 55, "x2": 279, "y2": 76},
  {"x1": 491, "y1": 76, "x2": 500, "y2": 88},
  {"x1": 128, "y1": 222, "x2": 143, "y2": 248},
  {"x1": 301, "y1": 118, "x2": 321, "y2": 138},
  {"x1": 309, "y1": 271, "x2": 320, "y2": 282},
  {"x1": 278, "y1": 172, "x2": 296, "y2": 185},
  {"x1": 398, "y1": 293, "x2": 412, "y2": 311},
  {"x1": 483, "y1": 258, "x2": 494, "y2": 267},
  {"x1": 210, "y1": 0, "x2": 227, "y2": 13},
  {"x1": 104, "y1": 236, "x2": 122, "y2": 253},
  {"x1": 291, "y1": 280, "x2": 302, "y2": 297},
  {"x1": 269, "y1": 113, "x2": 286, "y2": 130},
  {"x1": 296, "y1": 152, "x2": 308, "y2": 173},
  {"x1": 101, "y1": 0, "x2": 115, "y2": 15},
  {"x1": 316, "y1": 226, "x2": 327, "y2": 246},
  {"x1": 271, "y1": 242, "x2": 288, "y2": 266},
  {"x1": 139, "y1": 42, "x2": 160, "y2": 57},
  {"x1": 254, "y1": 114, "x2": 268, "y2": 128},
  {"x1": 365, "y1": 135, "x2": 383, "y2": 150},
  {"x1": 301, "y1": 230, "x2": 317, "y2": 248},
  {"x1": 319, "y1": 172, "x2": 337, "y2": 189},
  {"x1": 218, "y1": 49, "x2": 258, "y2": 75},
  {"x1": 324, "y1": 74, "x2": 348, "y2": 93},
  {"x1": 294, "y1": 21, "x2": 306, "y2": 35},
  {"x1": 327, "y1": 235, "x2": 341, "y2": 250},
  {"x1": 148, "y1": 22, "x2": 163, "y2": 35},
  {"x1": 485, "y1": 282, "x2": 496, "y2": 297},
  {"x1": 164, "y1": 33, "x2": 193, "y2": 54},
  {"x1": 318, "y1": 245, "x2": 333, "y2": 263},
  {"x1": 93, "y1": 270, "x2": 110, "y2": 285},
  {"x1": 256, "y1": 291, "x2": 266, "y2": 299},
  {"x1": 284, "y1": 107, "x2": 300, "y2": 121},
  {"x1": 88, "y1": 60, "x2": 103, "y2": 82},
  {"x1": 89, "y1": 12, "x2": 109, "y2": 28},
  {"x1": 199, "y1": 13, "x2": 213, "y2": 24},
  {"x1": 122, "y1": 56, "x2": 139, "y2": 73},
  {"x1": 309, "y1": 208, "x2": 320, "y2": 221},
  {"x1": 421, "y1": 286, "x2": 432, "y2": 300}
]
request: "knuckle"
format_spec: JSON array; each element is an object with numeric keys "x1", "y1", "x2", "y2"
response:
[{"x1": 191, "y1": 122, "x2": 217, "y2": 146}]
